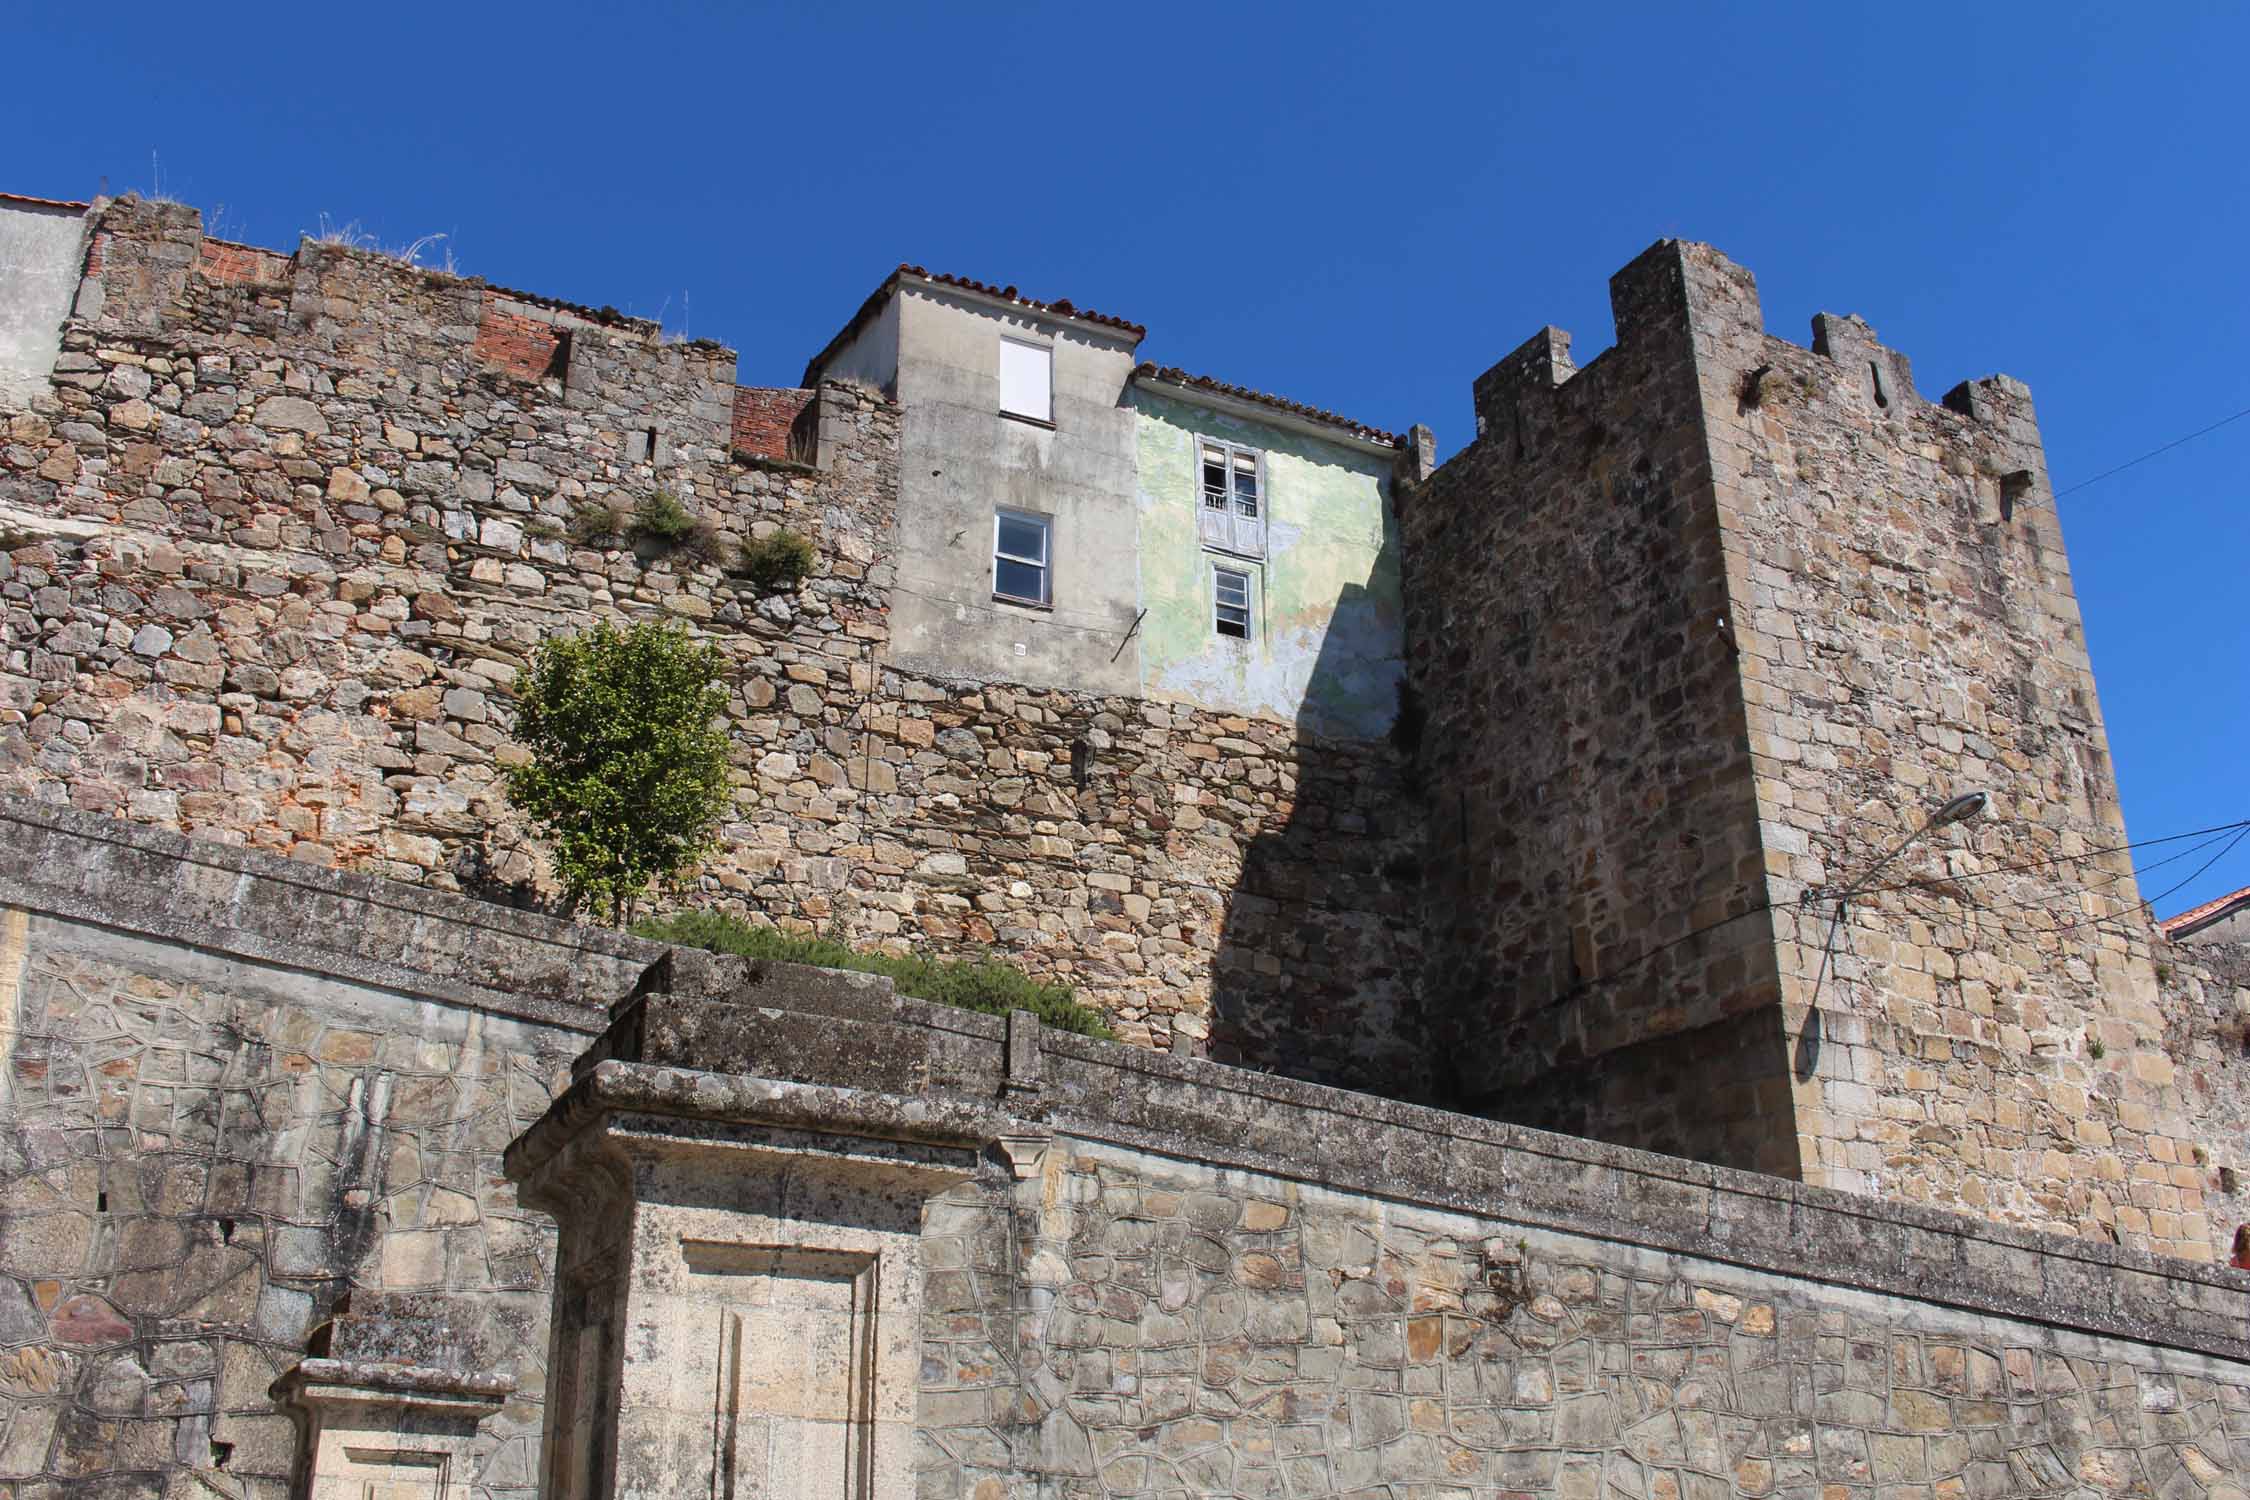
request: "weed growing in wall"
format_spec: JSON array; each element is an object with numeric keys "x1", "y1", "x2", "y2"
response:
[
  {"x1": 637, "y1": 909, "x2": 1115, "y2": 1037},
  {"x1": 568, "y1": 500, "x2": 620, "y2": 545},
  {"x1": 628, "y1": 490, "x2": 698, "y2": 546},
  {"x1": 732, "y1": 529, "x2": 816, "y2": 594}
]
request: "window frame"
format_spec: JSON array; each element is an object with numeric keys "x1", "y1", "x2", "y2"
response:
[
  {"x1": 991, "y1": 508, "x2": 1053, "y2": 607},
  {"x1": 1196, "y1": 438, "x2": 1267, "y2": 559},
  {"x1": 1212, "y1": 563, "x2": 1253, "y2": 641},
  {"x1": 998, "y1": 336, "x2": 1054, "y2": 426}
]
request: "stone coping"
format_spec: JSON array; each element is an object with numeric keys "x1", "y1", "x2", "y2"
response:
[
  {"x1": 1031, "y1": 1026, "x2": 2250, "y2": 1362},
  {"x1": 270, "y1": 1358, "x2": 517, "y2": 1405},
  {"x1": 502, "y1": 1062, "x2": 1007, "y2": 1189},
  {"x1": 0, "y1": 796, "x2": 641, "y2": 1032}
]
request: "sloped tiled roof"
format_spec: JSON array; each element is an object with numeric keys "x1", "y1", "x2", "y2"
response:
[
  {"x1": 0, "y1": 191, "x2": 88, "y2": 211},
  {"x1": 2159, "y1": 882, "x2": 2250, "y2": 938},
  {"x1": 1134, "y1": 363, "x2": 1403, "y2": 448},
  {"x1": 804, "y1": 264, "x2": 1146, "y2": 386},
  {"x1": 898, "y1": 265, "x2": 1144, "y2": 337}
]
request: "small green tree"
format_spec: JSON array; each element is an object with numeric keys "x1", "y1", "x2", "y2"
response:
[{"x1": 504, "y1": 618, "x2": 732, "y2": 925}]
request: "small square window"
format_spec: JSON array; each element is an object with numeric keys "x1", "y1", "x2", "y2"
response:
[
  {"x1": 999, "y1": 338, "x2": 1052, "y2": 424},
  {"x1": 994, "y1": 510, "x2": 1051, "y2": 605},
  {"x1": 1214, "y1": 566, "x2": 1251, "y2": 639}
]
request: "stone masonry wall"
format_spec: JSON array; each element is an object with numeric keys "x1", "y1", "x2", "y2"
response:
[
  {"x1": 572, "y1": 949, "x2": 2250, "y2": 1499},
  {"x1": 1408, "y1": 239, "x2": 2233, "y2": 1263},
  {"x1": 0, "y1": 799, "x2": 650, "y2": 1500},
  {"x1": 0, "y1": 195, "x2": 1424, "y2": 1093},
  {"x1": 924, "y1": 1141, "x2": 2250, "y2": 1499},
  {"x1": 1678, "y1": 258, "x2": 2224, "y2": 1261},
  {"x1": 2159, "y1": 937, "x2": 2250, "y2": 1263},
  {"x1": 1400, "y1": 246, "x2": 1792, "y2": 1175},
  {"x1": 8, "y1": 791, "x2": 2250, "y2": 1497}
]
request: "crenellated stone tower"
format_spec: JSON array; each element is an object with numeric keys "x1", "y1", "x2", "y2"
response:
[{"x1": 1403, "y1": 240, "x2": 2216, "y2": 1259}]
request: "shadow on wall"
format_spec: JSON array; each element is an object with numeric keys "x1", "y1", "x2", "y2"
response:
[{"x1": 1205, "y1": 576, "x2": 1430, "y2": 1099}]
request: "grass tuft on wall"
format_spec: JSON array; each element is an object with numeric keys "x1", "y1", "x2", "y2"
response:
[{"x1": 636, "y1": 909, "x2": 1115, "y2": 1038}]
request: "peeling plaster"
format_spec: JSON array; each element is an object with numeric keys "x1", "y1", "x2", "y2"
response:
[{"x1": 1130, "y1": 391, "x2": 1404, "y2": 740}]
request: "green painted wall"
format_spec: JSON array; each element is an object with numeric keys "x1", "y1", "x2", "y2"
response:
[{"x1": 1130, "y1": 391, "x2": 1404, "y2": 740}]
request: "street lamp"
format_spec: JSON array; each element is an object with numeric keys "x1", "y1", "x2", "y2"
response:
[{"x1": 1806, "y1": 788, "x2": 1991, "y2": 1011}]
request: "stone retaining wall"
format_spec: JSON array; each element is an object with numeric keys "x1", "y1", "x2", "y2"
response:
[{"x1": 0, "y1": 801, "x2": 635, "y2": 1499}]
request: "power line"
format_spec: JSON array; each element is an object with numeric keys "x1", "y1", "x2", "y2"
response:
[
  {"x1": 2024, "y1": 825, "x2": 2250, "y2": 943},
  {"x1": 1497, "y1": 816, "x2": 2250, "y2": 1019},
  {"x1": 2052, "y1": 400, "x2": 2250, "y2": 500},
  {"x1": 1886, "y1": 822, "x2": 2243, "y2": 928},
  {"x1": 1852, "y1": 819, "x2": 2250, "y2": 900}
]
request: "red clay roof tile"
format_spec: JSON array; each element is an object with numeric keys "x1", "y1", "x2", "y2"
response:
[
  {"x1": 2159, "y1": 882, "x2": 2250, "y2": 938},
  {"x1": 1134, "y1": 363, "x2": 1403, "y2": 448}
]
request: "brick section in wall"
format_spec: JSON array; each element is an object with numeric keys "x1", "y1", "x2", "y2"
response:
[
  {"x1": 196, "y1": 238, "x2": 291, "y2": 287},
  {"x1": 730, "y1": 385, "x2": 812, "y2": 461},
  {"x1": 471, "y1": 305, "x2": 565, "y2": 382}
]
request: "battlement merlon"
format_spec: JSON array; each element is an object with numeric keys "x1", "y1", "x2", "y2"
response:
[
  {"x1": 1467, "y1": 239, "x2": 2046, "y2": 464},
  {"x1": 1470, "y1": 326, "x2": 1576, "y2": 442}
]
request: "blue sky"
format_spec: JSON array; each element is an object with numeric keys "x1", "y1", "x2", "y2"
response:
[{"x1": 18, "y1": 3, "x2": 2247, "y2": 913}]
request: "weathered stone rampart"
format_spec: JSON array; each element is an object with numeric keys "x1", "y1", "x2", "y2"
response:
[
  {"x1": 5, "y1": 191, "x2": 2238, "y2": 1279},
  {"x1": 1401, "y1": 247, "x2": 1791, "y2": 1172},
  {"x1": 0, "y1": 195, "x2": 1424, "y2": 1091},
  {"x1": 4, "y1": 798, "x2": 2246, "y2": 1496},
  {"x1": 0, "y1": 799, "x2": 626, "y2": 1496}
]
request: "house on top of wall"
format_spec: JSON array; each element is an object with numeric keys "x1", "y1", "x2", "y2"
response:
[
  {"x1": 802, "y1": 265, "x2": 1412, "y2": 741},
  {"x1": 2162, "y1": 883, "x2": 2250, "y2": 946}
]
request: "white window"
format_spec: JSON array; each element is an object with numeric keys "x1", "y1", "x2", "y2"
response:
[
  {"x1": 1198, "y1": 440, "x2": 1265, "y2": 558},
  {"x1": 993, "y1": 510, "x2": 1051, "y2": 605},
  {"x1": 999, "y1": 338, "x2": 1052, "y2": 424},
  {"x1": 1213, "y1": 565, "x2": 1252, "y2": 640}
]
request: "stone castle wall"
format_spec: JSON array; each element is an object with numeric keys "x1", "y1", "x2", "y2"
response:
[
  {"x1": 0, "y1": 196, "x2": 1425, "y2": 1093},
  {"x1": 1686, "y1": 267, "x2": 2218, "y2": 1260},
  {"x1": 3, "y1": 194, "x2": 2236, "y2": 1267},
  {"x1": 1400, "y1": 248, "x2": 1794, "y2": 1175},
  {"x1": 1403, "y1": 239, "x2": 2236, "y2": 1264}
]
